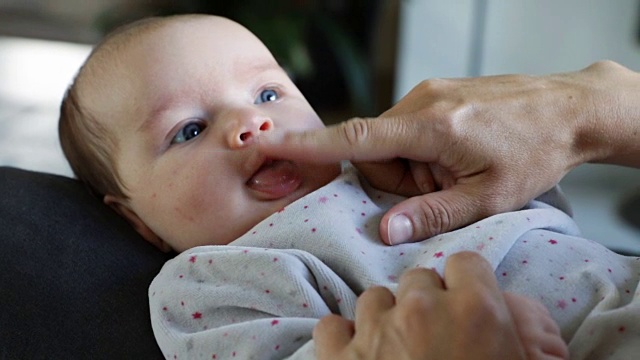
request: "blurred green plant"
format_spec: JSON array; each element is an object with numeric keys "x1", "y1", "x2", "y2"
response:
[{"x1": 97, "y1": 0, "x2": 374, "y2": 114}]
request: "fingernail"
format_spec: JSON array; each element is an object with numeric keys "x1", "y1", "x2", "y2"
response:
[{"x1": 388, "y1": 214, "x2": 413, "y2": 245}]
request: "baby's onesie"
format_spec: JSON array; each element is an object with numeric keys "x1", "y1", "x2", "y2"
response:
[{"x1": 149, "y1": 166, "x2": 640, "y2": 359}]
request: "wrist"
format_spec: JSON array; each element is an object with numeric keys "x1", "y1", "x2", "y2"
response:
[{"x1": 570, "y1": 61, "x2": 640, "y2": 168}]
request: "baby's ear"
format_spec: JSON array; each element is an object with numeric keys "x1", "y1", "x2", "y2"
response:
[{"x1": 103, "y1": 195, "x2": 172, "y2": 253}]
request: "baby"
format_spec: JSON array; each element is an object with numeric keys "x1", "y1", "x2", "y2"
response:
[{"x1": 59, "y1": 14, "x2": 639, "y2": 360}]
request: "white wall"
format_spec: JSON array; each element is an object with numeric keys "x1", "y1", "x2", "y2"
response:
[{"x1": 395, "y1": 0, "x2": 640, "y2": 98}]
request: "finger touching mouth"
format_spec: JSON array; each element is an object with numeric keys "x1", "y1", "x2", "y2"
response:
[{"x1": 246, "y1": 159, "x2": 302, "y2": 199}]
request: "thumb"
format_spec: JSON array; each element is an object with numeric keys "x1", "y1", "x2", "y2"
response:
[
  {"x1": 313, "y1": 315, "x2": 354, "y2": 359},
  {"x1": 380, "y1": 185, "x2": 487, "y2": 245}
]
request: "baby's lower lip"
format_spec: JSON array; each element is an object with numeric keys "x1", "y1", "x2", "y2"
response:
[{"x1": 246, "y1": 160, "x2": 302, "y2": 199}]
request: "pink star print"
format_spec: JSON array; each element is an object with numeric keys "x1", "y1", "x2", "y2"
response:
[
  {"x1": 192, "y1": 312, "x2": 202, "y2": 319},
  {"x1": 556, "y1": 300, "x2": 567, "y2": 309},
  {"x1": 549, "y1": 239, "x2": 558, "y2": 245},
  {"x1": 434, "y1": 251, "x2": 444, "y2": 258}
]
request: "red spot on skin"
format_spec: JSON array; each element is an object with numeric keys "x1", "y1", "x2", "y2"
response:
[
  {"x1": 271, "y1": 320, "x2": 279, "y2": 326},
  {"x1": 434, "y1": 251, "x2": 444, "y2": 258},
  {"x1": 549, "y1": 239, "x2": 558, "y2": 245},
  {"x1": 189, "y1": 256, "x2": 197, "y2": 263},
  {"x1": 619, "y1": 326, "x2": 626, "y2": 333},
  {"x1": 556, "y1": 300, "x2": 567, "y2": 309},
  {"x1": 192, "y1": 312, "x2": 202, "y2": 319}
]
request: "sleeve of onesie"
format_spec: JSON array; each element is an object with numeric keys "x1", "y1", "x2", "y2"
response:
[{"x1": 149, "y1": 246, "x2": 357, "y2": 360}]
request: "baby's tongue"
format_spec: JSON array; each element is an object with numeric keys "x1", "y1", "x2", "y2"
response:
[{"x1": 247, "y1": 160, "x2": 301, "y2": 198}]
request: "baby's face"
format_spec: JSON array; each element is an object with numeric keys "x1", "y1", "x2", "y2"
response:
[{"x1": 87, "y1": 17, "x2": 340, "y2": 251}]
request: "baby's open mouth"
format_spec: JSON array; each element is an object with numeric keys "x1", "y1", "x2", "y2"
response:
[{"x1": 246, "y1": 159, "x2": 302, "y2": 199}]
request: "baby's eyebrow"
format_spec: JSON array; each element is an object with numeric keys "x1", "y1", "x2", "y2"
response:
[
  {"x1": 138, "y1": 96, "x2": 187, "y2": 134},
  {"x1": 237, "y1": 60, "x2": 284, "y2": 78}
]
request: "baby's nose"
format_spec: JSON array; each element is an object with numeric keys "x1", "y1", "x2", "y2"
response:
[{"x1": 228, "y1": 117, "x2": 273, "y2": 148}]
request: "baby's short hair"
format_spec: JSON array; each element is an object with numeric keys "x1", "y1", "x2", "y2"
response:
[{"x1": 59, "y1": 15, "x2": 198, "y2": 198}]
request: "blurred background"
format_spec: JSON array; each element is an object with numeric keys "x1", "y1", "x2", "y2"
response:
[{"x1": 0, "y1": 0, "x2": 638, "y2": 253}]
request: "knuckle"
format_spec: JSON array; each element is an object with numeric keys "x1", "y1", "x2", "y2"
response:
[
  {"x1": 590, "y1": 59, "x2": 617, "y2": 70},
  {"x1": 416, "y1": 78, "x2": 450, "y2": 92},
  {"x1": 358, "y1": 286, "x2": 392, "y2": 305},
  {"x1": 341, "y1": 117, "x2": 370, "y2": 152},
  {"x1": 392, "y1": 294, "x2": 435, "y2": 335},
  {"x1": 416, "y1": 196, "x2": 452, "y2": 236},
  {"x1": 453, "y1": 288, "x2": 507, "y2": 327}
]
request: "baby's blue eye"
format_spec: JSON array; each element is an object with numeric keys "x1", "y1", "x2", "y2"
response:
[
  {"x1": 172, "y1": 122, "x2": 205, "y2": 144},
  {"x1": 255, "y1": 89, "x2": 279, "y2": 104}
]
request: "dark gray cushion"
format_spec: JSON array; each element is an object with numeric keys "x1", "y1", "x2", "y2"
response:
[{"x1": 0, "y1": 167, "x2": 173, "y2": 359}]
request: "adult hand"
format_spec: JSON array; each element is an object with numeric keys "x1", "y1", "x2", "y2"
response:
[
  {"x1": 313, "y1": 252, "x2": 567, "y2": 360},
  {"x1": 259, "y1": 61, "x2": 640, "y2": 245}
]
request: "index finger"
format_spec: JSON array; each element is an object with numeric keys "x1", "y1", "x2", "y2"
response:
[
  {"x1": 313, "y1": 315, "x2": 354, "y2": 359},
  {"x1": 257, "y1": 116, "x2": 439, "y2": 164},
  {"x1": 443, "y1": 251, "x2": 500, "y2": 292}
]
